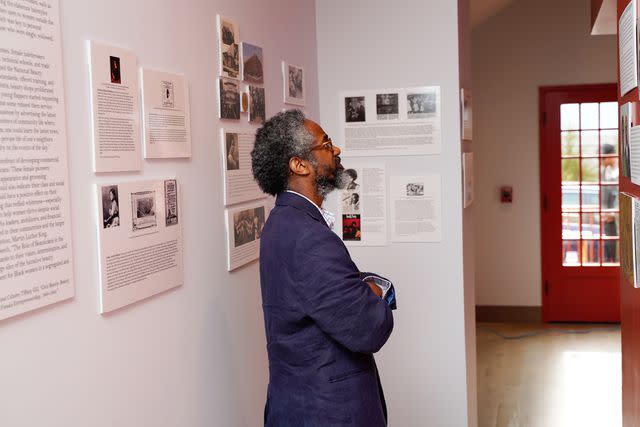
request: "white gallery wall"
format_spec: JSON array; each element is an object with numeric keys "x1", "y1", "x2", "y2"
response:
[
  {"x1": 0, "y1": 0, "x2": 319, "y2": 425},
  {"x1": 473, "y1": 0, "x2": 616, "y2": 307},
  {"x1": 316, "y1": 1, "x2": 476, "y2": 426}
]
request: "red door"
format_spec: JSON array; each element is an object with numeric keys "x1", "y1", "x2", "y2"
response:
[{"x1": 540, "y1": 84, "x2": 620, "y2": 322}]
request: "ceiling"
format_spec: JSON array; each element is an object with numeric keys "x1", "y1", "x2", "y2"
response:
[{"x1": 470, "y1": 0, "x2": 515, "y2": 28}]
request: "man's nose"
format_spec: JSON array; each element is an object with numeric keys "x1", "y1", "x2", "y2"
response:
[{"x1": 333, "y1": 145, "x2": 341, "y2": 156}]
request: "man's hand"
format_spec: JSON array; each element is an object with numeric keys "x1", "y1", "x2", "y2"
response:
[{"x1": 367, "y1": 281, "x2": 383, "y2": 298}]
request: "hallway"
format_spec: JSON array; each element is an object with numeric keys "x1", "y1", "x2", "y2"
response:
[{"x1": 477, "y1": 323, "x2": 621, "y2": 427}]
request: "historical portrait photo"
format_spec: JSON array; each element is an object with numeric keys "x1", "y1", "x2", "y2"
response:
[
  {"x1": 345, "y1": 96, "x2": 366, "y2": 122},
  {"x1": 249, "y1": 86, "x2": 266, "y2": 125},
  {"x1": 226, "y1": 132, "x2": 240, "y2": 170},
  {"x1": 376, "y1": 93, "x2": 398, "y2": 120},
  {"x1": 242, "y1": 43, "x2": 264, "y2": 84},
  {"x1": 131, "y1": 190, "x2": 157, "y2": 232},
  {"x1": 101, "y1": 185, "x2": 120, "y2": 229},
  {"x1": 283, "y1": 62, "x2": 304, "y2": 105},
  {"x1": 219, "y1": 78, "x2": 240, "y2": 120},
  {"x1": 407, "y1": 91, "x2": 437, "y2": 118},
  {"x1": 342, "y1": 192, "x2": 360, "y2": 213},
  {"x1": 233, "y1": 208, "x2": 258, "y2": 247},
  {"x1": 109, "y1": 56, "x2": 121, "y2": 84},
  {"x1": 253, "y1": 206, "x2": 265, "y2": 239},
  {"x1": 342, "y1": 214, "x2": 361, "y2": 241},
  {"x1": 161, "y1": 80, "x2": 175, "y2": 108},
  {"x1": 406, "y1": 182, "x2": 424, "y2": 196},
  {"x1": 219, "y1": 17, "x2": 239, "y2": 78}
]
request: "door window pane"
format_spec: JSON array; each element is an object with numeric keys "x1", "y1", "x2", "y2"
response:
[
  {"x1": 581, "y1": 131, "x2": 599, "y2": 156},
  {"x1": 600, "y1": 102, "x2": 618, "y2": 129},
  {"x1": 562, "y1": 159, "x2": 579, "y2": 183},
  {"x1": 561, "y1": 131, "x2": 580, "y2": 157},
  {"x1": 582, "y1": 213, "x2": 600, "y2": 238},
  {"x1": 563, "y1": 213, "x2": 580, "y2": 239},
  {"x1": 582, "y1": 185, "x2": 600, "y2": 211},
  {"x1": 562, "y1": 185, "x2": 580, "y2": 211},
  {"x1": 602, "y1": 213, "x2": 619, "y2": 237},
  {"x1": 601, "y1": 185, "x2": 618, "y2": 211},
  {"x1": 561, "y1": 104, "x2": 580, "y2": 130},
  {"x1": 601, "y1": 130, "x2": 618, "y2": 153},
  {"x1": 601, "y1": 158, "x2": 619, "y2": 183},
  {"x1": 563, "y1": 240, "x2": 580, "y2": 265},
  {"x1": 602, "y1": 241, "x2": 619, "y2": 264},
  {"x1": 581, "y1": 103, "x2": 599, "y2": 130},
  {"x1": 581, "y1": 158, "x2": 599, "y2": 183},
  {"x1": 582, "y1": 240, "x2": 600, "y2": 265}
]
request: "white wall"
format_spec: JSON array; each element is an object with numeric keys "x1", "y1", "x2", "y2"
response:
[
  {"x1": 473, "y1": 0, "x2": 617, "y2": 307},
  {"x1": 316, "y1": 1, "x2": 475, "y2": 425},
  {"x1": 0, "y1": 0, "x2": 319, "y2": 426}
]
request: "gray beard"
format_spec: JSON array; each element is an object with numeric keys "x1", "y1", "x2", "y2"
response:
[{"x1": 315, "y1": 167, "x2": 349, "y2": 198}]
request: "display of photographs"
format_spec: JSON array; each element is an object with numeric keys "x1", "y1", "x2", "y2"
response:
[
  {"x1": 407, "y1": 91, "x2": 437, "y2": 119},
  {"x1": 217, "y1": 15, "x2": 239, "y2": 79},
  {"x1": 345, "y1": 96, "x2": 366, "y2": 123},
  {"x1": 164, "y1": 179, "x2": 178, "y2": 226},
  {"x1": 376, "y1": 93, "x2": 399, "y2": 120},
  {"x1": 161, "y1": 80, "x2": 174, "y2": 108},
  {"x1": 225, "y1": 132, "x2": 240, "y2": 170},
  {"x1": 283, "y1": 61, "x2": 304, "y2": 106},
  {"x1": 233, "y1": 206, "x2": 265, "y2": 247},
  {"x1": 342, "y1": 214, "x2": 361, "y2": 241},
  {"x1": 620, "y1": 194, "x2": 634, "y2": 285},
  {"x1": 461, "y1": 88, "x2": 473, "y2": 140},
  {"x1": 249, "y1": 86, "x2": 265, "y2": 124},
  {"x1": 109, "y1": 56, "x2": 121, "y2": 84},
  {"x1": 406, "y1": 182, "x2": 425, "y2": 196},
  {"x1": 101, "y1": 185, "x2": 120, "y2": 229},
  {"x1": 131, "y1": 190, "x2": 157, "y2": 232},
  {"x1": 242, "y1": 43, "x2": 264, "y2": 84},
  {"x1": 219, "y1": 77, "x2": 240, "y2": 120},
  {"x1": 620, "y1": 102, "x2": 639, "y2": 178}
]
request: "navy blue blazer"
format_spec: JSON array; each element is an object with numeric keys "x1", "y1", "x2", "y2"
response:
[{"x1": 259, "y1": 192, "x2": 394, "y2": 426}]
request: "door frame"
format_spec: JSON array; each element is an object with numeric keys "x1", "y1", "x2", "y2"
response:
[{"x1": 539, "y1": 83, "x2": 620, "y2": 322}]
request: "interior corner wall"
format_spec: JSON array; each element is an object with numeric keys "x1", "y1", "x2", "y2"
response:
[
  {"x1": 316, "y1": 1, "x2": 471, "y2": 426},
  {"x1": 472, "y1": 0, "x2": 617, "y2": 307},
  {"x1": 0, "y1": 1, "x2": 319, "y2": 426}
]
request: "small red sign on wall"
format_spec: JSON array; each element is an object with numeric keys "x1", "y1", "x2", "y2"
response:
[{"x1": 500, "y1": 186, "x2": 513, "y2": 203}]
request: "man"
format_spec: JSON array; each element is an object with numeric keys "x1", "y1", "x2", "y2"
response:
[{"x1": 251, "y1": 110, "x2": 396, "y2": 426}]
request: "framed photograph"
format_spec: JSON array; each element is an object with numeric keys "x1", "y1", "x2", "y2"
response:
[
  {"x1": 101, "y1": 185, "x2": 120, "y2": 228},
  {"x1": 225, "y1": 132, "x2": 240, "y2": 171},
  {"x1": 376, "y1": 93, "x2": 399, "y2": 120},
  {"x1": 345, "y1": 96, "x2": 366, "y2": 122},
  {"x1": 131, "y1": 190, "x2": 157, "y2": 232},
  {"x1": 249, "y1": 85, "x2": 265, "y2": 124},
  {"x1": 407, "y1": 91, "x2": 437, "y2": 119},
  {"x1": 242, "y1": 42, "x2": 264, "y2": 84},
  {"x1": 219, "y1": 77, "x2": 240, "y2": 120},
  {"x1": 109, "y1": 56, "x2": 121, "y2": 84},
  {"x1": 217, "y1": 15, "x2": 240, "y2": 79},
  {"x1": 282, "y1": 61, "x2": 304, "y2": 106}
]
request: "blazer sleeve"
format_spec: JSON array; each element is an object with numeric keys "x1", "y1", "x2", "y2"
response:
[{"x1": 292, "y1": 227, "x2": 394, "y2": 354}]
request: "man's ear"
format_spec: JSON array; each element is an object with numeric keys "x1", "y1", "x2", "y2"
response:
[{"x1": 289, "y1": 156, "x2": 311, "y2": 177}]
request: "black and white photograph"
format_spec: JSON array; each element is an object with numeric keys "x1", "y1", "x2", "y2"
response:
[
  {"x1": 233, "y1": 207, "x2": 258, "y2": 247},
  {"x1": 283, "y1": 62, "x2": 304, "y2": 106},
  {"x1": 253, "y1": 206, "x2": 265, "y2": 239},
  {"x1": 345, "y1": 96, "x2": 366, "y2": 122},
  {"x1": 226, "y1": 132, "x2": 239, "y2": 170},
  {"x1": 343, "y1": 168, "x2": 360, "y2": 190},
  {"x1": 164, "y1": 179, "x2": 178, "y2": 226},
  {"x1": 621, "y1": 103, "x2": 632, "y2": 178},
  {"x1": 376, "y1": 93, "x2": 398, "y2": 120},
  {"x1": 242, "y1": 43, "x2": 264, "y2": 84},
  {"x1": 219, "y1": 78, "x2": 240, "y2": 120},
  {"x1": 249, "y1": 86, "x2": 266, "y2": 124},
  {"x1": 342, "y1": 214, "x2": 361, "y2": 241},
  {"x1": 101, "y1": 185, "x2": 120, "y2": 229},
  {"x1": 218, "y1": 16, "x2": 239, "y2": 78},
  {"x1": 161, "y1": 80, "x2": 174, "y2": 108},
  {"x1": 406, "y1": 182, "x2": 424, "y2": 196},
  {"x1": 110, "y1": 55, "x2": 121, "y2": 84},
  {"x1": 131, "y1": 190, "x2": 157, "y2": 232},
  {"x1": 407, "y1": 92, "x2": 437, "y2": 118},
  {"x1": 342, "y1": 192, "x2": 360, "y2": 213}
]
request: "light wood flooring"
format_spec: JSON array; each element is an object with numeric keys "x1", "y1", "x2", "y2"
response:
[{"x1": 477, "y1": 322, "x2": 621, "y2": 427}]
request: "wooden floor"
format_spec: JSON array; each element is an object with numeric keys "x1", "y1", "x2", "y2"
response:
[{"x1": 477, "y1": 323, "x2": 621, "y2": 427}]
